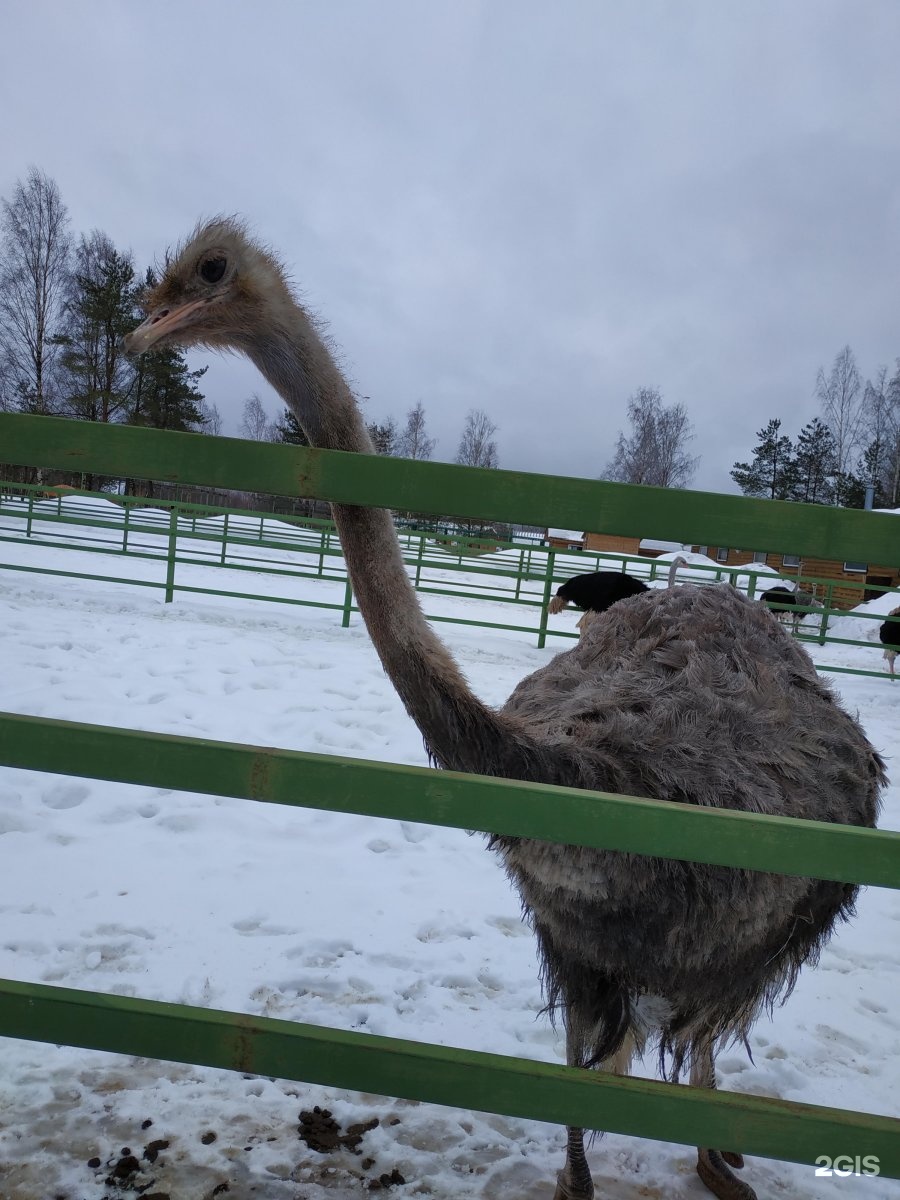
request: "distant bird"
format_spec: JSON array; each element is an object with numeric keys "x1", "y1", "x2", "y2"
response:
[
  {"x1": 879, "y1": 606, "x2": 900, "y2": 677},
  {"x1": 761, "y1": 584, "x2": 821, "y2": 631},
  {"x1": 547, "y1": 570, "x2": 649, "y2": 636},
  {"x1": 123, "y1": 219, "x2": 884, "y2": 1200}
]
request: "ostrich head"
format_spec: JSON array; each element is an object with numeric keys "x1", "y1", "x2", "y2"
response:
[{"x1": 123, "y1": 219, "x2": 293, "y2": 356}]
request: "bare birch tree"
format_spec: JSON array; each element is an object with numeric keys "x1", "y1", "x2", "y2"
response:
[
  {"x1": 0, "y1": 168, "x2": 71, "y2": 413},
  {"x1": 816, "y1": 345, "x2": 864, "y2": 499},
  {"x1": 240, "y1": 393, "x2": 276, "y2": 441},
  {"x1": 604, "y1": 386, "x2": 697, "y2": 487},
  {"x1": 197, "y1": 399, "x2": 223, "y2": 436},
  {"x1": 456, "y1": 408, "x2": 499, "y2": 468},
  {"x1": 399, "y1": 401, "x2": 435, "y2": 460}
]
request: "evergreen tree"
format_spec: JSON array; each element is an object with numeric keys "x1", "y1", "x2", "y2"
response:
[
  {"x1": 273, "y1": 405, "x2": 309, "y2": 445},
  {"x1": 56, "y1": 231, "x2": 138, "y2": 424},
  {"x1": 792, "y1": 418, "x2": 836, "y2": 504},
  {"x1": 128, "y1": 347, "x2": 206, "y2": 431},
  {"x1": 126, "y1": 270, "x2": 207, "y2": 432},
  {"x1": 367, "y1": 415, "x2": 399, "y2": 454},
  {"x1": 731, "y1": 419, "x2": 797, "y2": 499}
]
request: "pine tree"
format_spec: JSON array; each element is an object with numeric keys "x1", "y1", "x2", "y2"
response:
[
  {"x1": 273, "y1": 405, "x2": 308, "y2": 445},
  {"x1": 367, "y1": 416, "x2": 399, "y2": 455},
  {"x1": 126, "y1": 270, "x2": 207, "y2": 432},
  {"x1": 792, "y1": 418, "x2": 836, "y2": 504},
  {"x1": 128, "y1": 348, "x2": 206, "y2": 431},
  {"x1": 56, "y1": 231, "x2": 138, "y2": 424},
  {"x1": 731, "y1": 419, "x2": 797, "y2": 499}
]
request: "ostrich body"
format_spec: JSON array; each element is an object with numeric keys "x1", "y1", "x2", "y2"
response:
[
  {"x1": 123, "y1": 221, "x2": 884, "y2": 1200},
  {"x1": 761, "y1": 584, "x2": 821, "y2": 632},
  {"x1": 547, "y1": 570, "x2": 649, "y2": 617},
  {"x1": 879, "y1": 606, "x2": 900, "y2": 676}
]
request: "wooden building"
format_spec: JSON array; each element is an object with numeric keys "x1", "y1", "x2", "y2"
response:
[{"x1": 689, "y1": 544, "x2": 900, "y2": 608}]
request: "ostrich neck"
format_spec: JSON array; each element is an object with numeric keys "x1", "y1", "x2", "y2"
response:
[{"x1": 244, "y1": 313, "x2": 546, "y2": 779}]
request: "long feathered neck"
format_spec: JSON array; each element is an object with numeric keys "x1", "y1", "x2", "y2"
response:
[{"x1": 242, "y1": 304, "x2": 550, "y2": 780}]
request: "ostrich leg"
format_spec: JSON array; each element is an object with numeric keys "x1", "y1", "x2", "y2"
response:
[
  {"x1": 552, "y1": 1025, "x2": 594, "y2": 1200},
  {"x1": 691, "y1": 1042, "x2": 757, "y2": 1200},
  {"x1": 552, "y1": 1028, "x2": 636, "y2": 1200}
]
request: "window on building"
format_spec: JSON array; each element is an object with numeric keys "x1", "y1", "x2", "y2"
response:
[
  {"x1": 716, "y1": 547, "x2": 729, "y2": 562},
  {"x1": 843, "y1": 562, "x2": 867, "y2": 573},
  {"x1": 782, "y1": 554, "x2": 800, "y2": 569},
  {"x1": 696, "y1": 545, "x2": 708, "y2": 556},
  {"x1": 752, "y1": 551, "x2": 767, "y2": 564}
]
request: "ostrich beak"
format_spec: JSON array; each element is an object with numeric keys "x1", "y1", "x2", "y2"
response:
[{"x1": 122, "y1": 298, "x2": 208, "y2": 355}]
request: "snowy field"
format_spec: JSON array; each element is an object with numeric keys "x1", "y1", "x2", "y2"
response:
[{"x1": 0, "y1": 528, "x2": 898, "y2": 1199}]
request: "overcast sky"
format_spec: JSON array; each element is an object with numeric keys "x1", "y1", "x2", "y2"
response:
[{"x1": 2, "y1": 1, "x2": 899, "y2": 493}]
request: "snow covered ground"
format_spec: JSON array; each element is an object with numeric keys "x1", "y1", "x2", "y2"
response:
[{"x1": 0, "y1": 531, "x2": 898, "y2": 1199}]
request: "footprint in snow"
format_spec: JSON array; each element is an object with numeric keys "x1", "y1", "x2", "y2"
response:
[{"x1": 41, "y1": 783, "x2": 90, "y2": 810}]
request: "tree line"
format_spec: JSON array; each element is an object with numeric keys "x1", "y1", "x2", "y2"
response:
[
  {"x1": 242, "y1": 392, "x2": 501, "y2": 470},
  {"x1": 731, "y1": 346, "x2": 900, "y2": 508},
  {"x1": 0, "y1": 167, "x2": 504, "y2": 482},
  {"x1": 0, "y1": 168, "x2": 215, "y2": 445}
]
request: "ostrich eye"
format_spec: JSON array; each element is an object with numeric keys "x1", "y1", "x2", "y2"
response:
[{"x1": 199, "y1": 257, "x2": 227, "y2": 284}]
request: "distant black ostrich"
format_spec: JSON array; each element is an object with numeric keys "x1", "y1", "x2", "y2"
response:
[
  {"x1": 762, "y1": 584, "x2": 821, "y2": 631},
  {"x1": 547, "y1": 571, "x2": 649, "y2": 636},
  {"x1": 879, "y1": 606, "x2": 900, "y2": 677}
]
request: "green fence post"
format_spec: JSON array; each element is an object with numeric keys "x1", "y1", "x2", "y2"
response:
[
  {"x1": 164, "y1": 508, "x2": 178, "y2": 604},
  {"x1": 26, "y1": 492, "x2": 34, "y2": 538},
  {"x1": 341, "y1": 577, "x2": 354, "y2": 628},
  {"x1": 220, "y1": 513, "x2": 229, "y2": 566},
  {"x1": 414, "y1": 533, "x2": 426, "y2": 588},
  {"x1": 123, "y1": 504, "x2": 130, "y2": 553},
  {"x1": 537, "y1": 548, "x2": 556, "y2": 650}
]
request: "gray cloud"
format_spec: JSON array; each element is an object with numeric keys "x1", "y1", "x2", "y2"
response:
[{"x1": 2, "y1": 0, "x2": 898, "y2": 494}]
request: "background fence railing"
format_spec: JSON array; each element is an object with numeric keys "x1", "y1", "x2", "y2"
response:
[
  {"x1": 3, "y1": 474, "x2": 898, "y2": 679},
  {"x1": 1, "y1": 413, "x2": 899, "y2": 1182}
]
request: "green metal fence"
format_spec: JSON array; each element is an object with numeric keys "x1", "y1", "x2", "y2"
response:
[
  {"x1": 3, "y1": 473, "x2": 897, "y2": 679},
  {"x1": 1, "y1": 413, "x2": 899, "y2": 1182}
]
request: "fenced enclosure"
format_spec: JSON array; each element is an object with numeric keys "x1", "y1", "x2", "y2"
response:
[
  {"x1": 2, "y1": 472, "x2": 898, "y2": 680},
  {"x1": 1, "y1": 413, "x2": 899, "y2": 1183}
]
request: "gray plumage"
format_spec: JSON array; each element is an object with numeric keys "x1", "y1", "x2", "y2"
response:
[
  {"x1": 499, "y1": 584, "x2": 880, "y2": 1074},
  {"x1": 122, "y1": 219, "x2": 885, "y2": 1200}
]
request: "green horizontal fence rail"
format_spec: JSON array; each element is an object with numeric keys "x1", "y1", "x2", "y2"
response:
[
  {"x1": 2, "y1": 979, "x2": 898, "y2": 1176},
  {"x1": 2, "y1": 413, "x2": 900, "y2": 1181},
  {"x1": 2, "y1": 712, "x2": 899, "y2": 886},
  {"x1": 3, "y1": 413, "x2": 900, "y2": 562}
]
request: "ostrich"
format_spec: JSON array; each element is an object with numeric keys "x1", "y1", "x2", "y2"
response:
[
  {"x1": 550, "y1": 564, "x2": 687, "y2": 639},
  {"x1": 547, "y1": 570, "x2": 649, "y2": 639},
  {"x1": 123, "y1": 220, "x2": 884, "y2": 1200},
  {"x1": 879, "y1": 606, "x2": 900, "y2": 676},
  {"x1": 548, "y1": 570, "x2": 649, "y2": 618},
  {"x1": 761, "y1": 584, "x2": 821, "y2": 632}
]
